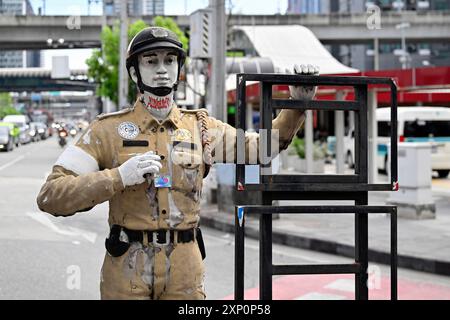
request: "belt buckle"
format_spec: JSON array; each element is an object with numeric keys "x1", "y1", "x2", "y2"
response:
[{"x1": 152, "y1": 230, "x2": 171, "y2": 247}]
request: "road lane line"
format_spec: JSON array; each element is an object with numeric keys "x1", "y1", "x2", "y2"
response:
[
  {"x1": 295, "y1": 292, "x2": 346, "y2": 300},
  {"x1": 0, "y1": 155, "x2": 25, "y2": 172},
  {"x1": 26, "y1": 211, "x2": 97, "y2": 243}
]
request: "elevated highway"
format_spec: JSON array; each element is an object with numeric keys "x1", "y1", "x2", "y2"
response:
[
  {"x1": 0, "y1": 11, "x2": 449, "y2": 50},
  {"x1": 0, "y1": 68, "x2": 94, "y2": 92}
]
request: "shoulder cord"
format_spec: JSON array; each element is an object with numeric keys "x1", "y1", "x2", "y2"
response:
[{"x1": 196, "y1": 110, "x2": 212, "y2": 178}]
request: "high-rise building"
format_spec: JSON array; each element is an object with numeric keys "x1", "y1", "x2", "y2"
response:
[
  {"x1": 0, "y1": 0, "x2": 41, "y2": 68},
  {"x1": 111, "y1": 0, "x2": 164, "y2": 16},
  {"x1": 142, "y1": 0, "x2": 164, "y2": 15},
  {"x1": 287, "y1": 0, "x2": 328, "y2": 14},
  {"x1": 353, "y1": 0, "x2": 450, "y2": 70},
  {"x1": 287, "y1": 0, "x2": 450, "y2": 71}
]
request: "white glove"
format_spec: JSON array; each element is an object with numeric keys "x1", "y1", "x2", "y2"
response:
[
  {"x1": 118, "y1": 151, "x2": 162, "y2": 187},
  {"x1": 288, "y1": 64, "x2": 320, "y2": 101}
]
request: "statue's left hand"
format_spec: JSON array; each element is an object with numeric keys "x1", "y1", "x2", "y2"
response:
[{"x1": 288, "y1": 64, "x2": 320, "y2": 101}]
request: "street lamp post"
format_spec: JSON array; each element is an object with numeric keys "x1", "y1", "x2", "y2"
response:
[
  {"x1": 394, "y1": 0, "x2": 411, "y2": 69},
  {"x1": 395, "y1": 22, "x2": 411, "y2": 69}
]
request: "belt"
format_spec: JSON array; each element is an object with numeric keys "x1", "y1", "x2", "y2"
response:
[{"x1": 111, "y1": 225, "x2": 196, "y2": 246}]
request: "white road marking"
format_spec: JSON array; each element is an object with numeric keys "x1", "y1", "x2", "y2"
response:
[
  {"x1": 324, "y1": 279, "x2": 355, "y2": 293},
  {"x1": 295, "y1": 292, "x2": 347, "y2": 300},
  {"x1": 26, "y1": 212, "x2": 97, "y2": 244},
  {"x1": 0, "y1": 155, "x2": 25, "y2": 172}
]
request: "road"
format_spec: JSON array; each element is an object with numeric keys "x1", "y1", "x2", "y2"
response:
[{"x1": 1, "y1": 137, "x2": 450, "y2": 300}]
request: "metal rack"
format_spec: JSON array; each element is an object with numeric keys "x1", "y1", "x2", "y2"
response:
[{"x1": 234, "y1": 73, "x2": 398, "y2": 300}]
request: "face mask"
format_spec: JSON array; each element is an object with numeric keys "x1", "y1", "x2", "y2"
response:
[{"x1": 142, "y1": 91, "x2": 174, "y2": 121}]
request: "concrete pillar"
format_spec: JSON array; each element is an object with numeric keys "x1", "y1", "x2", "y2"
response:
[
  {"x1": 305, "y1": 110, "x2": 314, "y2": 173},
  {"x1": 349, "y1": 110, "x2": 355, "y2": 131},
  {"x1": 374, "y1": 38, "x2": 380, "y2": 71},
  {"x1": 368, "y1": 90, "x2": 378, "y2": 183},
  {"x1": 209, "y1": 0, "x2": 227, "y2": 122},
  {"x1": 246, "y1": 103, "x2": 253, "y2": 130},
  {"x1": 335, "y1": 91, "x2": 345, "y2": 174}
]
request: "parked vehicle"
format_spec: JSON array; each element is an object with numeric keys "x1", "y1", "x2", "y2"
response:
[
  {"x1": 2, "y1": 114, "x2": 31, "y2": 145},
  {"x1": 0, "y1": 126, "x2": 14, "y2": 152},
  {"x1": 345, "y1": 107, "x2": 450, "y2": 178},
  {"x1": 0, "y1": 122, "x2": 20, "y2": 147}
]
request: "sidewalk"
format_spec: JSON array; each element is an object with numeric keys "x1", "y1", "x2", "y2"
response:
[{"x1": 199, "y1": 189, "x2": 450, "y2": 276}]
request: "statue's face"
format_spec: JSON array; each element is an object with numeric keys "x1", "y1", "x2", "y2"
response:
[{"x1": 137, "y1": 48, "x2": 178, "y2": 89}]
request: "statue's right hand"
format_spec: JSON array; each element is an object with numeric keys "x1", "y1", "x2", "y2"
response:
[{"x1": 118, "y1": 151, "x2": 162, "y2": 187}]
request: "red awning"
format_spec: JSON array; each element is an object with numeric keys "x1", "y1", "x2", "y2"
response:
[{"x1": 227, "y1": 66, "x2": 450, "y2": 106}]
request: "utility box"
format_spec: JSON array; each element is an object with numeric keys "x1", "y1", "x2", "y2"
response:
[
  {"x1": 189, "y1": 9, "x2": 212, "y2": 59},
  {"x1": 388, "y1": 142, "x2": 436, "y2": 219}
]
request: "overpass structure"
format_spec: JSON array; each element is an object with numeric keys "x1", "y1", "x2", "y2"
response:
[
  {"x1": 0, "y1": 68, "x2": 94, "y2": 92},
  {"x1": 17, "y1": 93, "x2": 98, "y2": 121},
  {"x1": 0, "y1": 11, "x2": 449, "y2": 50}
]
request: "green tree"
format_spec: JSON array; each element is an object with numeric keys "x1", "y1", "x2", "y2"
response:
[
  {"x1": 86, "y1": 17, "x2": 188, "y2": 107},
  {"x1": 0, "y1": 93, "x2": 19, "y2": 120}
]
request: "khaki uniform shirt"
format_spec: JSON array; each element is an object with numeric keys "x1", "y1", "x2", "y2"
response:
[{"x1": 37, "y1": 100, "x2": 304, "y2": 231}]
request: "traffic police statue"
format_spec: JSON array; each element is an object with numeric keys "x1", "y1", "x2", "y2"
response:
[{"x1": 37, "y1": 27, "x2": 319, "y2": 300}]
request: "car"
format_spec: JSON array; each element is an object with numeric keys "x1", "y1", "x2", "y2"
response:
[
  {"x1": 29, "y1": 122, "x2": 48, "y2": 141},
  {"x1": 36, "y1": 122, "x2": 49, "y2": 140},
  {"x1": 0, "y1": 126, "x2": 15, "y2": 152},
  {"x1": 28, "y1": 122, "x2": 40, "y2": 142}
]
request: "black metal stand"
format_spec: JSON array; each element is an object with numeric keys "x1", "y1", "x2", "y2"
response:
[{"x1": 234, "y1": 73, "x2": 398, "y2": 301}]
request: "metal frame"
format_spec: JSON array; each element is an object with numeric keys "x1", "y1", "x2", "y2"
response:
[{"x1": 234, "y1": 73, "x2": 398, "y2": 301}]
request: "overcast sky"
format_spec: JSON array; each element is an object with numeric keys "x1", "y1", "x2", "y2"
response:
[{"x1": 31, "y1": 0, "x2": 287, "y2": 69}]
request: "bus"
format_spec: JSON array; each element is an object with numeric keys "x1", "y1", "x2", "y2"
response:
[{"x1": 345, "y1": 107, "x2": 450, "y2": 178}]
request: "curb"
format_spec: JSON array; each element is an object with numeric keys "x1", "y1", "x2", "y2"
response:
[{"x1": 200, "y1": 209, "x2": 450, "y2": 277}]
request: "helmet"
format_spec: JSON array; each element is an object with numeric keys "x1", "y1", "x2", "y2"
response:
[{"x1": 126, "y1": 27, "x2": 187, "y2": 96}]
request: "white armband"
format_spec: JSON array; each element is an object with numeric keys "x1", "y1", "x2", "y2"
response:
[{"x1": 55, "y1": 145, "x2": 99, "y2": 175}]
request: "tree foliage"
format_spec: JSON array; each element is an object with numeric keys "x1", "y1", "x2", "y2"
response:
[
  {"x1": 86, "y1": 17, "x2": 188, "y2": 106},
  {"x1": 0, "y1": 93, "x2": 19, "y2": 120}
]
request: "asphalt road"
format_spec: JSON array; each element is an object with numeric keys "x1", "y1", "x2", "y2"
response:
[{"x1": 1, "y1": 137, "x2": 449, "y2": 300}]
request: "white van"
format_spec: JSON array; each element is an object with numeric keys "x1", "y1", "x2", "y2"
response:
[
  {"x1": 345, "y1": 107, "x2": 450, "y2": 178},
  {"x1": 2, "y1": 114, "x2": 31, "y2": 144}
]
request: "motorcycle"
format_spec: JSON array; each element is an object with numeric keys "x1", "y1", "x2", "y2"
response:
[{"x1": 58, "y1": 129, "x2": 68, "y2": 147}]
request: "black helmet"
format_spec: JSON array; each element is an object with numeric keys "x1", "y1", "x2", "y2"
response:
[{"x1": 126, "y1": 27, "x2": 187, "y2": 96}]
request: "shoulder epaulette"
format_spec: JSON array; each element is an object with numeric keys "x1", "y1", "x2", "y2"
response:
[
  {"x1": 96, "y1": 106, "x2": 134, "y2": 120},
  {"x1": 180, "y1": 108, "x2": 209, "y2": 116}
]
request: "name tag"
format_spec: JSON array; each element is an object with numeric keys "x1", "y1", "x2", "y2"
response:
[{"x1": 154, "y1": 174, "x2": 172, "y2": 188}]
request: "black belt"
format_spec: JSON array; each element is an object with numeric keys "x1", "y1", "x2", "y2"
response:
[{"x1": 111, "y1": 225, "x2": 196, "y2": 245}]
